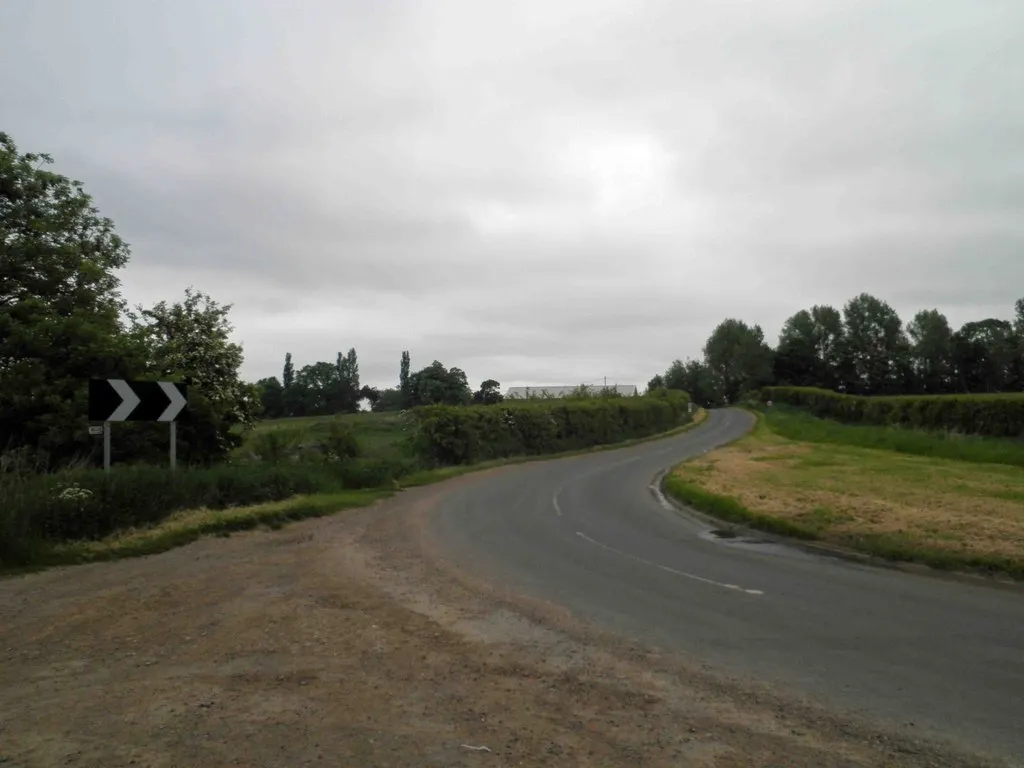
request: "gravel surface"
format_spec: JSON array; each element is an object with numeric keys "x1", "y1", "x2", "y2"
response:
[{"x1": 0, "y1": 479, "x2": 1009, "y2": 767}]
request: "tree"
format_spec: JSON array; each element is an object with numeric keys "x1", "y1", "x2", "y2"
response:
[
  {"x1": 282, "y1": 352, "x2": 295, "y2": 389},
  {"x1": 334, "y1": 347, "x2": 360, "y2": 413},
  {"x1": 473, "y1": 379, "x2": 504, "y2": 405},
  {"x1": 0, "y1": 131, "x2": 146, "y2": 466},
  {"x1": 841, "y1": 293, "x2": 910, "y2": 395},
  {"x1": 906, "y1": 309, "x2": 954, "y2": 394},
  {"x1": 371, "y1": 387, "x2": 405, "y2": 412},
  {"x1": 407, "y1": 361, "x2": 472, "y2": 406},
  {"x1": 646, "y1": 374, "x2": 665, "y2": 392},
  {"x1": 399, "y1": 350, "x2": 411, "y2": 406},
  {"x1": 702, "y1": 319, "x2": 774, "y2": 403},
  {"x1": 281, "y1": 352, "x2": 301, "y2": 416},
  {"x1": 293, "y1": 360, "x2": 339, "y2": 415},
  {"x1": 952, "y1": 319, "x2": 1017, "y2": 393},
  {"x1": 663, "y1": 358, "x2": 721, "y2": 405},
  {"x1": 128, "y1": 287, "x2": 258, "y2": 462},
  {"x1": 773, "y1": 310, "x2": 820, "y2": 387},
  {"x1": 773, "y1": 305, "x2": 846, "y2": 390},
  {"x1": 1014, "y1": 298, "x2": 1024, "y2": 390},
  {"x1": 255, "y1": 376, "x2": 285, "y2": 419}
]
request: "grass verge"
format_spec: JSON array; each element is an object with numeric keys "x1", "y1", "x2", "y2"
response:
[
  {"x1": 763, "y1": 405, "x2": 1024, "y2": 468},
  {"x1": 9, "y1": 489, "x2": 393, "y2": 574},
  {"x1": 664, "y1": 410, "x2": 1024, "y2": 579},
  {"x1": 4, "y1": 409, "x2": 707, "y2": 574}
]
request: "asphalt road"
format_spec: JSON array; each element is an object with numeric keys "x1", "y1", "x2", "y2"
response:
[{"x1": 428, "y1": 408, "x2": 1024, "y2": 764}]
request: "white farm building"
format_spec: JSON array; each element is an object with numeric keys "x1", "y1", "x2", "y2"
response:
[{"x1": 504, "y1": 384, "x2": 639, "y2": 399}]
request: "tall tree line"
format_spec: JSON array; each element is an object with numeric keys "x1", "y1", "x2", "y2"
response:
[
  {"x1": 255, "y1": 350, "x2": 505, "y2": 418},
  {"x1": 651, "y1": 293, "x2": 1024, "y2": 405}
]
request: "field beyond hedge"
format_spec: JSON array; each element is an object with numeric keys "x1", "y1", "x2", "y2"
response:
[{"x1": 665, "y1": 407, "x2": 1024, "y2": 577}]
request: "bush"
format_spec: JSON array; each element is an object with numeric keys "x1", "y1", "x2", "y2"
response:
[
  {"x1": 0, "y1": 452, "x2": 417, "y2": 567},
  {"x1": 761, "y1": 386, "x2": 1024, "y2": 438},
  {"x1": 409, "y1": 391, "x2": 692, "y2": 466}
]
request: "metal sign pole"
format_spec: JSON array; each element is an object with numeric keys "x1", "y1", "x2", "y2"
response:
[
  {"x1": 103, "y1": 422, "x2": 111, "y2": 473},
  {"x1": 170, "y1": 421, "x2": 177, "y2": 472}
]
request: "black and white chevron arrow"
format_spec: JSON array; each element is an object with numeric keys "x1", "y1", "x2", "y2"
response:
[{"x1": 88, "y1": 379, "x2": 188, "y2": 422}]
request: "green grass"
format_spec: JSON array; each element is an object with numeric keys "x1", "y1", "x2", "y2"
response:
[
  {"x1": 243, "y1": 410, "x2": 412, "y2": 460},
  {"x1": 10, "y1": 489, "x2": 391, "y2": 573},
  {"x1": 664, "y1": 410, "x2": 1024, "y2": 579},
  {"x1": 762, "y1": 405, "x2": 1024, "y2": 468}
]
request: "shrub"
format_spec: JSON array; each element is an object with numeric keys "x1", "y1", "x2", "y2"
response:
[
  {"x1": 410, "y1": 391, "x2": 692, "y2": 466},
  {"x1": 761, "y1": 386, "x2": 1024, "y2": 438}
]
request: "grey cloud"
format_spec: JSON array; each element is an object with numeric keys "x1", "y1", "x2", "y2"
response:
[{"x1": 3, "y1": 0, "x2": 1023, "y2": 389}]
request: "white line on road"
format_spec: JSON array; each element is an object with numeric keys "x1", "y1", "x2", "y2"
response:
[
  {"x1": 575, "y1": 531, "x2": 764, "y2": 596},
  {"x1": 552, "y1": 490, "x2": 563, "y2": 516}
]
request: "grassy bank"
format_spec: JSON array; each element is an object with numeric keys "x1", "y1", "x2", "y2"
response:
[
  {"x1": 665, "y1": 408, "x2": 1024, "y2": 578},
  {"x1": 764, "y1": 406, "x2": 1024, "y2": 468},
  {"x1": 3, "y1": 405, "x2": 706, "y2": 573}
]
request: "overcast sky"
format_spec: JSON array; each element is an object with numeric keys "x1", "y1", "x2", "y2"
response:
[{"x1": 3, "y1": 1, "x2": 1022, "y2": 391}]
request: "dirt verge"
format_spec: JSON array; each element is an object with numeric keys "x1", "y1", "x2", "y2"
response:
[{"x1": 0, "y1": 479, "x2": 1008, "y2": 767}]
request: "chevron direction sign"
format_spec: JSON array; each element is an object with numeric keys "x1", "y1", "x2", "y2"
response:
[{"x1": 88, "y1": 379, "x2": 188, "y2": 422}]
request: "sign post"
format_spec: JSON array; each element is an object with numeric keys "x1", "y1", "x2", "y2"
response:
[
  {"x1": 88, "y1": 379, "x2": 188, "y2": 471},
  {"x1": 103, "y1": 422, "x2": 111, "y2": 473},
  {"x1": 170, "y1": 421, "x2": 177, "y2": 472}
]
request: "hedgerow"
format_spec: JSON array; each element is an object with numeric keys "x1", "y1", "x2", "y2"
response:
[
  {"x1": 409, "y1": 390, "x2": 692, "y2": 466},
  {"x1": 760, "y1": 386, "x2": 1024, "y2": 438}
]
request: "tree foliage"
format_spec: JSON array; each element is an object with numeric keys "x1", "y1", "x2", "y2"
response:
[
  {"x1": 0, "y1": 133, "x2": 141, "y2": 465},
  {"x1": 654, "y1": 292, "x2": 1024, "y2": 409},
  {"x1": 473, "y1": 379, "x2": 504, "y2": 405},
  {"x1": 407, "y1": 360, "x2": 472, "y2": 407}
]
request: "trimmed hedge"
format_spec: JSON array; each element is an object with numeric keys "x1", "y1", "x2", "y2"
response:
[
  {"x1": 410, "y1": 390, "x2": 692, "y2": 466},
  {"x1": 760, "y1": 386, "x2": 1024, "y2": 438}
]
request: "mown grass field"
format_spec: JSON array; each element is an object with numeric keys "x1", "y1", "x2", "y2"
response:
[{"x1": 666, "y1": 407, "x2": 1024, "y2": 577}]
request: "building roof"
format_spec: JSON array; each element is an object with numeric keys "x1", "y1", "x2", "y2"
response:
[{"x1": 504, "y1": 384, "x2": 639, "y2": 399}]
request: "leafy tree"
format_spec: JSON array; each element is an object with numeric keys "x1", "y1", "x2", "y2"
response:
[
  {"x1": 407, "y1": 361, "x2": 472, "y2": 406},
  {"x1": 0, "y1": 131, "x2": 146, "y2": 466},
  {"x1": 293, "y1": 360, "x2": 339, "y2": 415},
  {"x1": 646, "y1": 374, "x2": 665, "y2": 391},
  {"x1": 841, "y1": 293, "x2": 910, "y2": 395},
  {"x1": 128, "y1": 287, "x2": 258, "y2": 462},
  {"x1": 952, "y1": 319, "x2": 1018, "y2": 393},
  {"x1": 702, "y1": 319, "x2": 773, "y2": 403},
  {"x1": 399, "y1": 350, "x2": 411, "y2": 406},
  {"x1": 371, "y1": 387, "x2": 405, "y2": 412},
  {"x1": 281, "y1": 352, "x2": 302, "y2": 416},
  {"x1": 282, "y1": 352, "x2": 295, "y2": 389},
  {"x1": 255, "y1": 376, "x2": 285, "y2": 418},
  {"x1": 663, "y1": 359, "x2": 721, "y2": 405},
  {"x1": 906, "y1": 309, "x2": 954, "y2": 394},
  {"x1": 1014, "y1": 298, "x2": 1024, "y2": 389},
  {"x1": 473, "y1": 379, "x2": 504, "y2": 405},
  {"x1": 773, "y1": 310, "x2": 820, "y2": 387},
  {"x1": 773, "y1": 305, "x2": 846, "y2": 390},
  {"x1": 334, "y1": 347, "x2": 360, "y2": 413}
]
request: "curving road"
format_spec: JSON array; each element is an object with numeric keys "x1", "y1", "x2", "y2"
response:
[{"x1": 427, "y1": 408, "x2": 1024, "y2": 763}]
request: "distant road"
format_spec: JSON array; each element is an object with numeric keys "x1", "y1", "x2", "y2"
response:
[{"x1": 427, "y1": 408, "x2": 1024, "y2": 763}]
